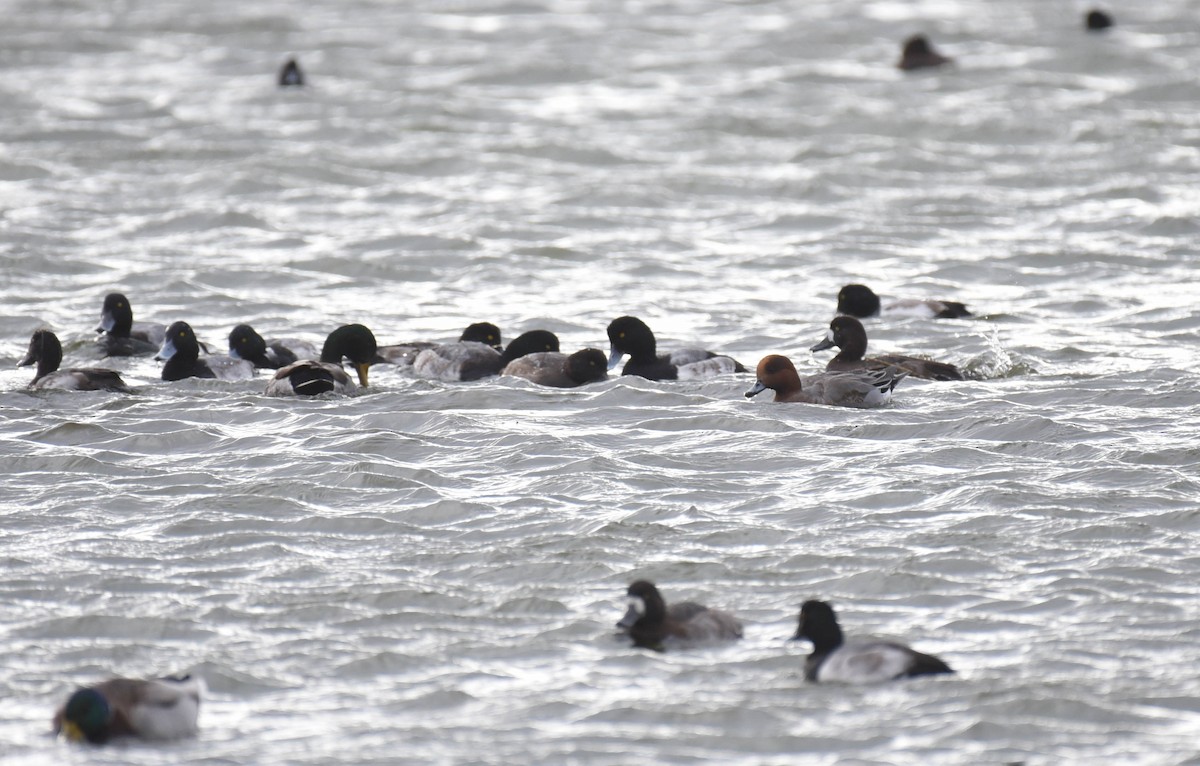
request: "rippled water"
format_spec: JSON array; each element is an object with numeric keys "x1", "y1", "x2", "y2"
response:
[{"x1": 2, "y1": 1, "x2": 1200, "y2": 764}]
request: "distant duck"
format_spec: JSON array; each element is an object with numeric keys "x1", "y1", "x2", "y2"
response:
[
  {"x1": 811, "y1": 316, "x2": 964, "y2": 381},
  {"x1": 617, "y1": 580, "x2": 743, "y2": 651},
  {"x1": 278, "y1": 57, "x2": 304, "y2": 87},
  {"x1": 606, "y1": 316, "x2": 745, "y2": 381},
  {"x1": 413, "y1": 329, "x2": 559, "y2": 382},
  {"x1": 157, "y1": 321, "x2": 255, "y2": 382},
  {"x1": 835, "y1": 284, "x2": 971, "y2": 320},
  {"x1": 745, "y1": 354, "x2": 904, "y2": 408},
  {"x1": 19, "y1": 330, "x2": 131, "y2": 392},
  {"x1": 501, "y1": 348, "x2": 609, "y2": 388},
  {"x1": 228, "y1": 324, "x2": 318, "y2": 370},
  {"x1": 266, "y1": 323, "x2": 378, "y2": 396},
  {"x1": 376, "y1": 322, "x2": 503, "y2": 367},
  {"x1": 53, "y1": 674, "x2": 203, "y2": 744},
  {"x1": 897, "y1": 34, "x2": 952, "y2": 71},
  {"x1": 791, "y1": 600, "x2": 954, "y2": 684},
  {"x1": 1085, "y1": 9, "x2": 1114, "y2": 31},
  {"x1": 95, "y1": 293, "x2": 166, "y2": 357}
]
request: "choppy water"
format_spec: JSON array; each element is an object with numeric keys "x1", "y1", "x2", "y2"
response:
[{"x1": 2, "y1": 1, "x2": 1200, "y2": 764}]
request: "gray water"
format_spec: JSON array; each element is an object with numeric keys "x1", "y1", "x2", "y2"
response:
[{"x1": 2, "y1": 1, "x2": 1200, "y2": 764}]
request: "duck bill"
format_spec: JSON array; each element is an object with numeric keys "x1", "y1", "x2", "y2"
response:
[
  {"x1": 809, "y1": 331, "x2": 836, "y2": 353},
  {"x1": 354, "y1": 362, "x2": 370, "y2": 387},
  {"x1": 155, "y1": 338, "x2": 177, "y2": 362},
  {"x1": 744, "y1": 380, "x2": 767, "y2": 398},
  {"x1": 17, "y1": 350, "x2": 34, "y2": 367},
  {"x1": 616, "y1": 603, "x2": 641, "y2": 630},
  {"x1": 606, "y1": 347, "x2": 624, "y2": 371},
  {"x1": 96, "y1": 310, "x2": 115, "y2": 334},
  {"x1": 60, "y1": 720, "x2": 85, "y2": 743}
]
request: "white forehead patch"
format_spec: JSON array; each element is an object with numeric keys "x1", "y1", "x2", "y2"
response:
[
  {"x1": 626, "y1": 596, "x2": 646, "y2": 615},
  {"x1": 825, "y1": 328, "x2": 835, "y2": 342}
]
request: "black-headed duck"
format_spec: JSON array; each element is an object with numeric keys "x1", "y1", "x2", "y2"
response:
[
  {"x1": 278, "y1": 57, "x2": 304, "y2": 87},
  {"x1": 95, "y1": 293, "x2": 165, "y2": 357},
  {"x1": 897, "y1": 35, "x2": 952, "y2": 71},
  {"x1": 228, "y1": 324, "x2": 318, "y2": 370},
  {"x1": 606, "y1": 316, "x2": 745, "y2": 381},
  {"x1": 501, "y1": 348, "x2": 608, "y2": 388},
  {"x1": 157, "y1": 321, "x2": 254, "y2": 382},
  {"x1": 792, "y1": 600, "x2": 953, "y2": 684},
  {"x1": 1085, "y1": 10, "x2": 1113, "y2": 31},
  {"x1": 376, "y1": 322, "x2": 502, "y2": 367},
  {"x1": 413, "y1": 329, "x2": 559, "y2": 382},
  {"x1": 811, "y1": 316, "x2": 964, "y2": 381},
  {"x1": 835, "y1": 284, "x2": 971, "y2": 320},
  {"x1": 745, "y1": 354, "x2": 904, "y2": 408},
  {"x1": 266, "y1": 323, "x2": 377, "y2": 396},
  {"x1": 19, "y1": 330, "x2": 131, "y2": 392},
  {"x1": 53, "y1": 673, "x2": 203, "y2": 744},
  {"x1": 617, "y1": 580, "x2": 743, "y2": 651}
]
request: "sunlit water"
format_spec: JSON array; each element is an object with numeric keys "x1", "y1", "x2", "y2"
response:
[{"x1": 2, "y1": 1, "x2": 1200, "y2": 764}]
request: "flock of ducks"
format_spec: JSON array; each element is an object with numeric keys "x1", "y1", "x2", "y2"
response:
[
  {"x1": 46, "y1": 9, "x2": 1134, "y2": 743},
  {"x1": 21, "y1": 284, "x2": 973, "y2": 409},
  {"x1": 54, "y1": 581, "x2": 952, "y2": 745},
  {"x1": 41, "y1": 283, "x2": 972, "y2": 745}
]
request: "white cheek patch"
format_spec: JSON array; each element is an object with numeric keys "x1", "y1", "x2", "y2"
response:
[
  {"x1": 627, "y1": 596, "x2": 646, "y2": 616},
  {"x1": 824, "y1": 329, "x2": 835, "y2": 343}
]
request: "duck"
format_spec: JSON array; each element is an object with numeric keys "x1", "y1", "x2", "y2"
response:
[
  {"x1": 810, "y1": 316, "x2": 964, "y2": 381},
  {"x1": 19, "y1": 330, "x2": 132, "y2": 392},
  {"x1": 1085, "y1": 9, "x2": 1113, "y2": 31},
  {"x1": 897, "y1": 34, "x2": 952, "y2": 71},
  {"x1": 95, "y1": 293, "x2": 166, "y2": 357},
  {"x1": 835, "y1": 284, "x2": 971, "y2": 320},
  {"x1": 501, "y1": 348, "x2": 608, "y2": 388},
  {"x1": 617, "y1": 580, "x2": 743, "y2": 651},
  {"x1": 791, "y1": 600, "x2": 953, "y2": 684},
  {"x1": 265, "y1": 323, "x2": 378, "y2": 396},
  {"x1": 606, "y1": 316, "x2": 745, "y2": 381},
  {"x1": 228, "y1": 324, "x2": 318, "y2": 370},
  {"x1": 744, "y1": 354, "x2": 904, "y2": 408},
  {"x1": 375, "y1": 322, "x2": 502, "y2": 367},
  {"x1": 413, "y1": 329, "x2": 559, "y2": 382},
  {"x1": 156, "y1": 321, "x2": 255, "y2": 382},
  {"x1": 278, "y1": 57, "x2": 304, "y2": 87},
  {"x1": 53, "y1": 673, "x2": 203, "y2": 744}
]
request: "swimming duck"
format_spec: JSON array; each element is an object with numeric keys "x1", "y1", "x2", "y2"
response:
[
  {"x1": 228, "y1": 324, "x2": 318, "y2": 370},
  {"x1": 617, "y1": 580, "x2": 743, "y2": 651},
  {"x1": 745, "y1": 354, "x2": 904, "y2": 408},
  {"x1": 897, "y1": 35, "x2": 952, "y2": 71},
  {"x1": 19, "y1": 330, "x2": 131, "y2": 392},
  {"x1": 835, "y1": 284, "x2": 971, "y2": 320},
  {"x1": 157, "y1": 321, "x2": 255, "y2": 382},
  {"x1": 413, "y1": 329, "x2": 559, "y2": 382},
  {"x1": 95, "y1": 293, "x2": 166, "y2": 356},
  {"x1": 810, "y1": 316, "x2": 964, "y2": 381},
  {"x1": 278, "y1": 57, "x2": 304, "y2": 87},
  {"x1": 265, "y1": 323, "x2": 378, "y2": 396},
  {"x1": 376, "y1": 322, "x2": 502, "y2": 367},
  {"x1": 53, "y1": 673, "x2": 203, "y2": 744},
  {"x1": 791, "y1": 600, "x2": 953, "y2": 683},
  {"x1": 1085, "y1": 9, "x2": 1113, "y2": 31},
  {"x1": 501, "y1": 348, "x2": 608, "y2": 388},
  {"x1": 606, "y1": 316, "x2": 745, "y2": 381}
]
